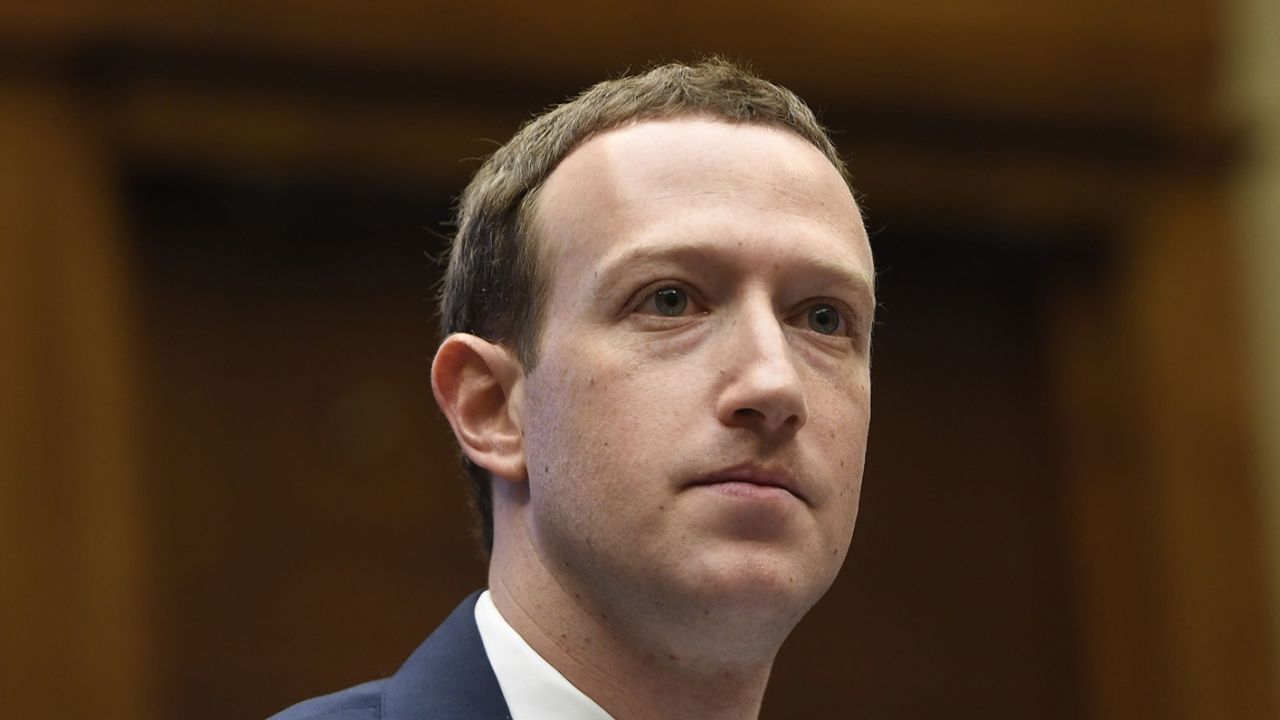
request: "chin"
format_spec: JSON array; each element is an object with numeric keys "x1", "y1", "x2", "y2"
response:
[
  {"x1": 682, "y1": 544, "x2": 835, "y2": 625},
  {"x1": 642, "y1": 554, "x2": 828, "y2": 662}
]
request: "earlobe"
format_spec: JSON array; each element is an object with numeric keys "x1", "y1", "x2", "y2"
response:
[{"x1": 430, "y1": 334, "x2": 527, "y2": 483}]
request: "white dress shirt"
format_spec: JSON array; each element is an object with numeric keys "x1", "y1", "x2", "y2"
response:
[{"x1": 474, "y1": 590, "x2": 614, "y2": 720}]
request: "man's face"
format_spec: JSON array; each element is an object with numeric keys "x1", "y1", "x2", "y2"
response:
[{"x1": 515, "y1": 118, "x2": 873, "y2": 636}]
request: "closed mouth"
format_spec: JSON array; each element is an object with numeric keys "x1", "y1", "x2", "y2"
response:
[{"x1": 688, "y1": 463, "x2": 808, "y2": 505}]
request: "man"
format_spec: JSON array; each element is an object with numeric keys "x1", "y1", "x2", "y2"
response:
[{"x1": 273, "y1": 58, "x2": 874, "y2": 720}]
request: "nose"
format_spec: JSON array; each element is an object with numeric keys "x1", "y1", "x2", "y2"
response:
[{"x1": 715, "y1": 302, "x2": 808, "y2": 436}]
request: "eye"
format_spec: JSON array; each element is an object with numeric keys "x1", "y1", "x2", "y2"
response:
[
  {"x1": 806, "y1": 303, "x2": 844, "y2": 335},
  {"x1": 654, "y1": 287, "x2": 687, "y2": 316},
  {"x1": 638, "y1": 285, "x2": 699, "y2": 317}
]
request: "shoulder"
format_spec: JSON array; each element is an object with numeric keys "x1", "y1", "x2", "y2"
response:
[
  {"x1": 268, "y1": 679, "x2": 385, "y2": 720},
  {"x1": 266, "y1": 592, "x2": 508, "y2": 720}
]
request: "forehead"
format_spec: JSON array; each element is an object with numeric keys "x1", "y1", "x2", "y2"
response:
[{"x1": 531, "y1": 118, "x2": 871, "y2": 292}]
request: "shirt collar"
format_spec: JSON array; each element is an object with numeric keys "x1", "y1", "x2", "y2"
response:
[{"x1": 474, "y1": 590, "x2": 614, "y2": 720}]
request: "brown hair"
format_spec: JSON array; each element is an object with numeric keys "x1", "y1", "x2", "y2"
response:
[{"x1": 439, "y1": 58, "x2": 855, "y2": 553}]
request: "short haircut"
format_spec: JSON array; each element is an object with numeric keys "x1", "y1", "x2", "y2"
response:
[{"x1": 439, "y1": 58, "x2": 855, "y2": 553}]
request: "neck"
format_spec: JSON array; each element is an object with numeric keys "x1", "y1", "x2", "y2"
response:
[
  {"x1": 488, "y1": 567, "x2": 778, "y2": 720},
  {"x1": 485, "y1": 483, "x2": 806, "y2": 720}
]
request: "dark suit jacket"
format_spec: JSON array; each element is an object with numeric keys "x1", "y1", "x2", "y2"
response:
[{"x1": 270, "y1": 592, "x2": 512, "y2": 720}]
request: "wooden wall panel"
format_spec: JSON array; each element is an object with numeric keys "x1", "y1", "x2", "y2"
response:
[
  {"x1": 127, "y1": 172, "x2": 489, "y2": 718},
  {"x1": 0, "y1": 0, "x2": 1222, "y2": 131},
  {"x1": 2, "y1": 1, "x2": 1273, "y2": 717},
  {"x1": 1121, "y1": 181, "x2": 1277, "y2": 718},
  {"x1": 0, "y1": 76, "x2": 155, "y2": 720},
  {"x1": 1050, "y1": 179, "x2": 1279, "y2": 719}
]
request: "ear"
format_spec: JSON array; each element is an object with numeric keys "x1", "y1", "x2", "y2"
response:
[{"x1": 431, "y1": 333, "x2": 527, "y2": 483}]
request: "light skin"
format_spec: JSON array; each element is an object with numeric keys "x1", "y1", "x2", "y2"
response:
[{"x1": 432, "y1": 118, "x2": 874, "y2": 719}]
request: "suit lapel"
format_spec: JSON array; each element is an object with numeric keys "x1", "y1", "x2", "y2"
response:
[{"x1": 381, "y1": 591, "x2": 512, "y2": 720}]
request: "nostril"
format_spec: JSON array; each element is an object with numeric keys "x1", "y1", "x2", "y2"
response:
[{"x1": 730, "y1": 405, "x2": 803, "y2": 433}]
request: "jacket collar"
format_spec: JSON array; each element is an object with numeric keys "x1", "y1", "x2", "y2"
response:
[{"x1": 382, "y1": 591, "x2": 512, "y2": 720}]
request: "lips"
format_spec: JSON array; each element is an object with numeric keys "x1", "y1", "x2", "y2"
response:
[{"x1": 687, "y1": 463, "x2": 808, "y2": 505}]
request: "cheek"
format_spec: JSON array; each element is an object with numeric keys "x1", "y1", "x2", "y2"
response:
[
  {"x1": 520, "y1": 363, "x2": 698, "y2": 573},
  {"x1": 811, "y1": 365, "x2": 870, "y2": 436},
  {"x1": 522, "y1": 349, "x2": 684, "y2": 508},
  {"x1": 811, "y1": 375, "x2": 870, "y2": 511}
]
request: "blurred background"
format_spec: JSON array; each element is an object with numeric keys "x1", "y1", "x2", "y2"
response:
[{"x1": 3, "y1": 1, "x2": 1279, "y2": 718}]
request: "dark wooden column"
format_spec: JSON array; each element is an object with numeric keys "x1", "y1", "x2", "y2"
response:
[
  {"x1": 0, "y1": 74, "x2": 156, "y2": 720},
  {"x1": 1052, "y1": 176, "x2": 1279, "y2": 719}
]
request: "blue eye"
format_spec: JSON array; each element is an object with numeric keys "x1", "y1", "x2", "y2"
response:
[
  {"x1": 808, "y1": 303, "x2": 843, "y2": 335},
  {"x1": 653, "y1": 287, "x2": 688, "y2": 317}
]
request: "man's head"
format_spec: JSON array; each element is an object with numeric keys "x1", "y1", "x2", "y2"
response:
[
  {"x1": 438, "y1": 59, "x2": 860, "y2": 552},
  {"x1": 432, "y1": 58, "x2": 872, "y2": 663}
]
